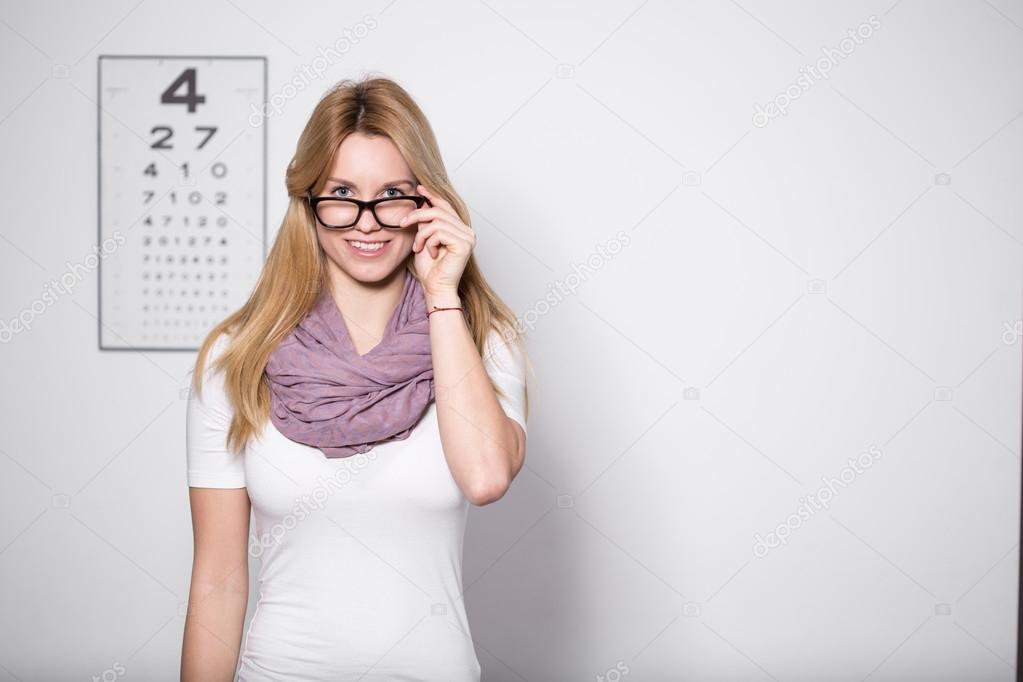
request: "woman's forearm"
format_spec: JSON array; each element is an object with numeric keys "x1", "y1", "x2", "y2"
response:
[
  {"x1": 180, "y1": 561, "x2": 249, "y2": 681},
  {"x1": 427, "y1": 289, "x2": 524, "y2": 504}
]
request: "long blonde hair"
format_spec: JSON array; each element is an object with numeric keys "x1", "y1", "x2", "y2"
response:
[{"x1": 190, "y1": 75, "x2": 529, "y2": 454}]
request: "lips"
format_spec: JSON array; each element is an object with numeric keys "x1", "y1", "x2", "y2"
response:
[{"x1": 345, "y1": 238, "x2": 392, "y2": 257}]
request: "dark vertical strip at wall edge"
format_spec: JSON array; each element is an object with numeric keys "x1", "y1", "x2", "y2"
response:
[
  {"x1": 96, "y1": 56, "x2": 103, "y2": 351},
  {"x1": 1017, "y1": 288, "x2": 1022, "y2": 682},
  {"x1": 262, "y1": 56, "x2": 268, "y2": 263}
]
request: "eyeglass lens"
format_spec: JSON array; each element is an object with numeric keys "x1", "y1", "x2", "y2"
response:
[{"x1": 317, "y1": 198, "x2": 419, "y2": 228}]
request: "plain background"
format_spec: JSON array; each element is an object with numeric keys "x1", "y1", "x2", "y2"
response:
[{"x1": 0, "y1": 0, "x2": 1021, "y2": 680}]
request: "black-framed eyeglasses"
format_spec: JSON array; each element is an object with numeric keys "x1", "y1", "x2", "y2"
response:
[{"x1": 307, "y1": 193, "x2": 429, "y2": 229}]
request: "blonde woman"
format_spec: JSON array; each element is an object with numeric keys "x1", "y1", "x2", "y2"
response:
[{"x1": 180, "y1": 76, "x2": 530, "y2": 681}]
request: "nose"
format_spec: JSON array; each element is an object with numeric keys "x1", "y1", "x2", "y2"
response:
[{"x1": 351, "y1": 206, "x2": 383, "y2": 234}]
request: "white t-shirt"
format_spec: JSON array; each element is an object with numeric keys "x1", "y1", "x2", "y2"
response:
[{"x1": 186, "y1": 328, "x2": 528, "y2": 681}]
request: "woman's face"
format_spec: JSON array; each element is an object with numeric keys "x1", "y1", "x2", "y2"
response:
[{"x1": 314, "y1": 132, "x2": 418, "y2": 284}]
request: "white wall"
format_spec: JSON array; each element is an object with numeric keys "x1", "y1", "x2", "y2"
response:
[{"x1": 0, "y1": 0, "x2": 1020, "y2": 679}]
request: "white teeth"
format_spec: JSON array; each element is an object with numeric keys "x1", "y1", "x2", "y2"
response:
[{"x1": 351, "y1": 241, "x2": 386, "y2": 251}]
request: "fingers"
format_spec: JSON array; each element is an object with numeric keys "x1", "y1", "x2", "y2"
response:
[
  {"x1": 417, "y1": 228, "x2": 448, "y2": 259},
  {"x1": 425, "y1": 231, "x2": 444, "y2": 259},
  {"x1": 401, "y1": 184, "x2": 473, "y2": 236},
  {"x1": 416, "y1": 183, "x2": 454, "y2": 215},
  {"x1": 413, "y1": 222, "x2": 447, "y2": 254},
  {"x1": 399, "y1": 206, "x2": 446, "y2": 227},
  {"x1": 400, "y1": 206, "x2": 471, "y2": 234},
  {"x1": 413, "y1": 222, "x2": 475, "y2": 256}
]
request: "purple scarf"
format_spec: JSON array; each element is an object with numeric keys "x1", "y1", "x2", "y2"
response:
[{"x1": 264, "y1": 270, "x2": 435, "y2": 458}]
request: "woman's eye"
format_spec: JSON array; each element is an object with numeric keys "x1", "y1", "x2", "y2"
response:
[{"x1": 329, "y1": 186, "x2": 403, "y2": 198}]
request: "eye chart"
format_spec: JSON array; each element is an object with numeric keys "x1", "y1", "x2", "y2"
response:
[{"x1": 97, "y1": 55, "x2": 267, "y2": 351}]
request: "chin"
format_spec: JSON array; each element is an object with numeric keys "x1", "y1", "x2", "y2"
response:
[{"x1": 341, "y1": 264, "x2": 401, "y2": 284}]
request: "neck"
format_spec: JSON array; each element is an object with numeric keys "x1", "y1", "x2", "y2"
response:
[{"x1": 325, "y1": 262, "x2": 407, "y2": 347}]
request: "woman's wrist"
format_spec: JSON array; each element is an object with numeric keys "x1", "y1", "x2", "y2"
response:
[{"x1": 425, "y1": 289, "x2": 461, "y2": 311}]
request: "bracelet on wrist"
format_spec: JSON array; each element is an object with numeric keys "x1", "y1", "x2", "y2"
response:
[{"x1": 427, "y1": 305, "x2": 465, "y2": 318}]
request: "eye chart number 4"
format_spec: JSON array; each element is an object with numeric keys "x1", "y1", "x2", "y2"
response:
[{"x1": 98, "y1": 55, "x2": 267, "y2": 351}]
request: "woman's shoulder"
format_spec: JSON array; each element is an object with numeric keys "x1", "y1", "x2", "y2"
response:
[
  {"x1": 209, "y1": 330, "x2": 232, "y2": 358},
  {"x1": 481, "y1": 324, "x2": 529, "y2": 433},
  {"x1": 482, "y1": 325, "x2": 527, "y2": 377},
  {"x1": 192, "y1": 329, "x2": 236, "y2": 393},
  {"x1": 203, "y1": 327, "x2": 236, "y2": 366}
]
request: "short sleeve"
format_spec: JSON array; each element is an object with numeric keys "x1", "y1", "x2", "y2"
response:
[
  {"x1": 482, "y1": 328, "x2": 529, "y2": 436},
  {"x1": 186, "y1": 333, "x2": 246, "y2": 488}
]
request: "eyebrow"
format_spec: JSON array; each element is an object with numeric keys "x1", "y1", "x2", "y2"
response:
[{"x1": 326, "y1": 177, "x2": 416, "y2": 190}]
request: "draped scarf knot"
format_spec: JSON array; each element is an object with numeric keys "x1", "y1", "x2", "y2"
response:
[{"x1": 264, "y1": 270, "x2": 435, "y2": 458}]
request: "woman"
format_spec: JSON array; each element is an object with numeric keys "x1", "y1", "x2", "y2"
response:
[{"x1": 180, "y1": 76, "x2": 531, "y2": 681}]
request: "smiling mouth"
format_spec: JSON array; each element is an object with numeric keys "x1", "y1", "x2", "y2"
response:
[{"x1": 346, "y1": 238, "x2": 392, "y2": 254}]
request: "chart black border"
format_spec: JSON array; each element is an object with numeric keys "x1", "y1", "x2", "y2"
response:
[{"x1": 96, "y1": 54, "x2": 268, "y2": 352}]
